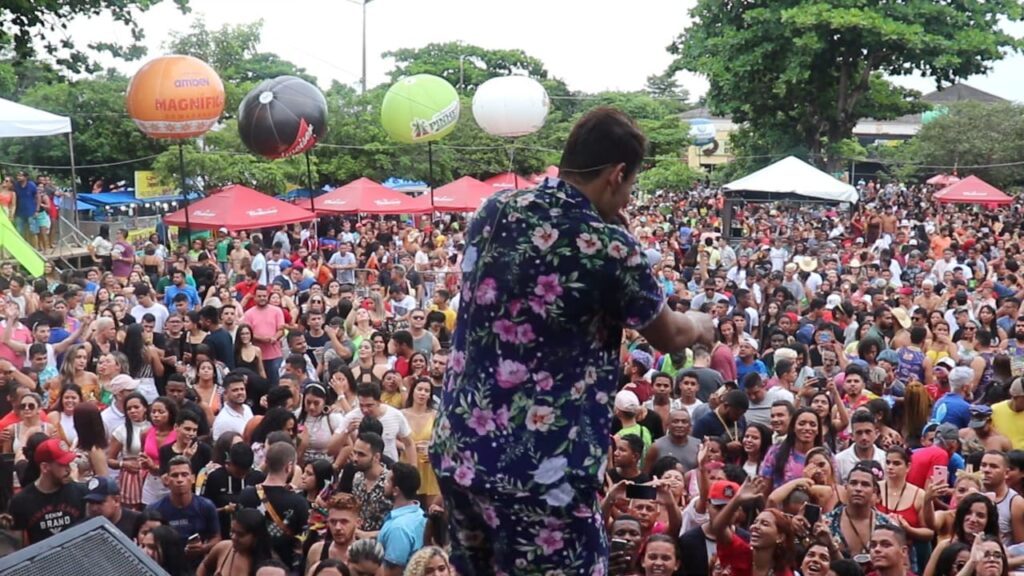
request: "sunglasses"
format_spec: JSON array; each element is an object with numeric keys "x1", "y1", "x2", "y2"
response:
[
  {"x1": 20, "y1": 403, "x2": 38, "y2": 410},
  {"x1": 411, "y1": 316, "x2": 425, "y2": 320}
]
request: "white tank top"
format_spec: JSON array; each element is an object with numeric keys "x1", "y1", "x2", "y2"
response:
[{"x1": 996, "y1": 487, "x2": 1020, "y2": 547}]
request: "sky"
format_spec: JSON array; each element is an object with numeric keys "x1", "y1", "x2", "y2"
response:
[{"x1": 67, "y1": 0, "x2": 1022, "y2": 102}]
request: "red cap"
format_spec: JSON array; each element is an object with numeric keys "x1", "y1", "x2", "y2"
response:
[
  {"x1": 898, "y1": 287, "x2": 913, "y2": 296},
  {"x1": 35, "y1": 438, "x2": 76, "y2": 465},
  {"x1": 708, "y1": 480, "x2": 741, "y2": 505}
]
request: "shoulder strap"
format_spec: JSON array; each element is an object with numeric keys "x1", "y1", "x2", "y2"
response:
[{"x1": 256, "y1": 484, "x2": 293, "y2": 537}]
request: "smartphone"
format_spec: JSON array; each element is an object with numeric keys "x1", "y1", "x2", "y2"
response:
[
  {"x1": 803, "y1": 503, "x2": 821, "y2": 525},
  {"x1": 930, "y1": 465, "x2": 948, "y2": 487},
  {"x1": 626, "y1": 484, "x2": 658, "y2": 500},
  {"x1": 610, "y1": 538, "x2": 632, "y2": 554}
]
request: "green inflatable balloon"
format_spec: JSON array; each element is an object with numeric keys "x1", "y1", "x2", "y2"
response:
[{"x1": 381, "y1": 74, "x2": 460, "y2": 144}]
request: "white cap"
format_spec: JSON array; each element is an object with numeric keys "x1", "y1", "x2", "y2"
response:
[
  {"x1": 826, "y1": 294, "x2": 842, "y2": 310},
  {"x1": 614, "y1": 390, "x2": 640, "y2": 414}
]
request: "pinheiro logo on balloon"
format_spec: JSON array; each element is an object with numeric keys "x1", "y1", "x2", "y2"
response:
[
  {"x1": 126, "y1": 55, "x2": 226, "y2": 139},
  {"x1": 472, "y1": 76, "x2": 550, "y2": 138},
  {"x1": 238, "y1": 76, "x2": 329, "y2": 159},
  {"x1": 381, "y1": 74, "x2": 460, "y2": 144}
]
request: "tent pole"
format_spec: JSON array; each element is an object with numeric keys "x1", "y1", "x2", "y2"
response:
[
  {"x1": 68, "y1": 132, "x2": 80, "y2": 228},
  {"x1": 305, "y1": 151, "x2": 317, "y2": 241},
  {"x1": 179, "y1": 142, "x2": 191, "y2": 243},
  {"x1": 428, "y1": 141, "x2": 435, "y2": 209}
]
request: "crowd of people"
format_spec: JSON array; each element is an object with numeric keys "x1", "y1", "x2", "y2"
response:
[{"x1": 0, "y1": 107, "x2": 1023, "y2": 576}]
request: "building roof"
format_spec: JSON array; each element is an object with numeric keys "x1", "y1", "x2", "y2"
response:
[{"x1": 921, "y1": 83, "x2": 1007, "y2": 105}]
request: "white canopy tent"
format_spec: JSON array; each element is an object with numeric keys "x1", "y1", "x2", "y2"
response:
[
  {"x1": 723, "y1": 155, "x2": 858, "y2": 203},
  {"x1": 0, "y1": 97, "x2": 80, "y2": 226}
]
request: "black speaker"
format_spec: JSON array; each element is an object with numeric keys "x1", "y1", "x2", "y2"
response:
[{"x1": 0, "y1": 516, "x2": 168, "y2": 575}]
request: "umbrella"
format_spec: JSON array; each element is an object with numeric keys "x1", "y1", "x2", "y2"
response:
[
  {"x1": 314, "y1": 177, "x2": 432, "y2": 214},
  {"x1": 431, "y1": 176, "x2": 495, "y2": 212},
  {"x1": 163, "y1": 184, "x2": 316, "y2": 231},
  {"x1": 926, "y1": 173, "x2": 961, "y2": 186}
]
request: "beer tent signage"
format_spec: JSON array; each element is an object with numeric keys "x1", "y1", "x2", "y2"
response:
[{"x1": 163, "y1": 184, "x2": 316, "y2": 231}]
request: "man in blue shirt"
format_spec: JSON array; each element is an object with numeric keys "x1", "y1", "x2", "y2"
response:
[
  {"x1": 932, "y1": 366, "x2": 974, "y2": 428},
  {"x1": 378, "y1": 462, "x2": 427, "y2": 575},
  {"x1": 12, "y1": 170, "x2": 37, "y2": 238},
  {"x1": 164, "y1": 269, "x2": 201, "y2": 310},
  {"x1": 146, "y1": 455, "x2": 221, "y2": 566}
]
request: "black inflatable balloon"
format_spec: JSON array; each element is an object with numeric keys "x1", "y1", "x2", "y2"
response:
[{"x1": 238, "y1": 76, "x2": 328, "y2": 159}]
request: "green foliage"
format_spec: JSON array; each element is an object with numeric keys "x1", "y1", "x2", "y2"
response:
[
  {"x1": 0, "y1": 69, "x2": 168, "y2": 188},
  {"x1": 876, "y1": 102, "x2": 1024, "y2": 189},
  {"x1": 670, "y1": 0, "x2": 1022, "y2": 170},
  {"x1": 639, "y1": 160, "x2": 704, "y2": 193},
  {"x1": 165, "y1": 18, "x2": 317, "y2": 116},
  {"x1": 0, "y1": 0, "x2": 190, "y2": 73}
]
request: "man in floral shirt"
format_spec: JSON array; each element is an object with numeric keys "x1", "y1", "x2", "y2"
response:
[{"x1": 431, "y1": 108, "x2": 714, "y2": 575}]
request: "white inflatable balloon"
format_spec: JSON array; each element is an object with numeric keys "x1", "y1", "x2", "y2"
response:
[{"x1": 472, "y1": 76, "x2": 550, "y2": 138}]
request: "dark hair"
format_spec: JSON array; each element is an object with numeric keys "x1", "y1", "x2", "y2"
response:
[
  {"x1": 828, "y1": 558, "x2": 864, "y2": 576},
  {"x1": 358, "y1": 415, "x2": 383, "y2": 436},
  {"x1": 234, "y1": 323, "x2": 256, "y2": 363},
  {"x1": 122, "y1": 323, "x2": 149, "y2": 377},
  {"x1": 227, "y1": 441, "x2": 255, "y2": 470},
  {"x1": 934, "y1": 542, "x2": 970, "y2": 576},
  {"x1": 390, "y1": 330, "x2": 413, "y2": 349},
  {"x1": 770, "y1": 408, "x2": 822, "y2": 485},
  {"x1": 253, "y1": 407, "x2": 296, "y2": 445},
  {"x1": 150, "y1": 396, "x2": 180, "y2": 431},
  {"x1": 651, "y1": 456, "x2": 682, "y2": 479},
  {"x1": 304, "y1": 459, "x2": 334, "y2": 493},
  {"x1": 149, "y1": 525, "x2": 190, "y2": 576},
  {"x1": 121, "y1": 392, "x2": 149, "y2": 454},
  {"x1": 265, "y1": 386, "x2": 293, "y2": 409},
  {"x1": 850, "y1": 409, "x2": 875, "y2": 428},
  {"x1": 618, "y1": 433, "x2": 644, "y2": 458},
  {"x1": 643, "y1": 534, "x2": 679, "y2": 563},
  {"x1": 311, "y1": 559, "x2": 350, "y2": 576},
  {"x1": 19, "y1": 432, "x2": 51, "y2": 485},
  {"x1": 199, "y1": 305, "x2": 220, "y2": 324},
  {"x1": 356, "y1": 381, "x2": 382, "y2": 401},
  {"x1": 212, "y1": 431, "x2": 242, "y2": 465},
  {"x1": 559, "y1": 107, "x2": 647, "y2": 182},
  {"x1": 232, "y1": 508, "x2": 274, "y2": 573},
  {"x1": 356, "y1": 432, "x2": 384, "y2": 456},
  {"x1": 73, "y1": 401, "x2": 108, "y2": 451},
  {"x1": 745, "y1": 422, "x2": 774, "y2": 462},
  {"x1": 953, "y1": 492, "x2": 999, "y2": 543},
  {"x1": 390, "y1": 461, "x2": 421, "y2": 500},
  {"x1": 404, "y1": 377, "x2": 435, "y2": 409}
]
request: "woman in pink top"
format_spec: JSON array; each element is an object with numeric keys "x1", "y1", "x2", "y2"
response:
[{"x1": 140, "y1": 397, "x2": 178, "y2": 505}]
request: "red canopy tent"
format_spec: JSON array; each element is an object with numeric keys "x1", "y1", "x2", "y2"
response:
[
  {"x1": 933, "y1": 175, "x2": 1012, "y2": 205},
  {"x1": 529, "y1": 165, "x2": 559, "y2": 184},
  {"x1": 314, "y1": 177, "x2": 432, "y2": 214},
  {"x1": 483, "y1": 172, "x2": 532, "y2": 190},
  {"x1": 163, "y1": 184, "x2": 316, "y2": 231},
  {"x1": 927, "y1": 173, "x2": 961, "y2": 186},
  {"x1": 431, "y1": 176, "x2": 494, "y2": 212}
]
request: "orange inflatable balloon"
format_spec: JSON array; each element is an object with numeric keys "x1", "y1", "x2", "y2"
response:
[{"x1": 126, "y1": 55, "x2": 225, "y2": 139}]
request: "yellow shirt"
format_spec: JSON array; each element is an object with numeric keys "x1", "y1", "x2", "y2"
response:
[
  {"x1": 992, "y1": 400, "x2": 1024, "y2": 449},
  {"x1": 430, "y1": 305, "x2": 457, "y2": 332}
]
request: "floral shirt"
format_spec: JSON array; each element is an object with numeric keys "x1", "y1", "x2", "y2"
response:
[
  {"x1": 352, "y1": 467, "x2": 392, "y2": 531},
  {"x1": 430, "y1": 179, "x2": 664, "y2": 502}
]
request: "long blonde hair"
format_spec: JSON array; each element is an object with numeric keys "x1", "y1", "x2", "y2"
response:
[{"x1": 902, "y1": 381, "x2": 932, "y2": 443}]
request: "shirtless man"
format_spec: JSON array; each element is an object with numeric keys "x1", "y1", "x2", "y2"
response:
[
  {"x1": 913, "y1": 280, "x2": 944, "y2": 312},
  {"x1": 960, "y1": 405, "x2": 1012, "y2": 453}
]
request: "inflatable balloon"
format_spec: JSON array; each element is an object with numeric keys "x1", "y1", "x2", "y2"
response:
[
  {"x1": 126, "y1": 55, "x2": 225, "y2": 139},
  {"x1": 688, "y1": 118, "x2": 717, "y2": 146},
  {"x1": 238, "y1": 76, "x2": 328, "y2": 159},
  {"x1": 472, "y1": 76, "x2": 549, "y2": 137},
  {"x1": 922, "y1": 106, "x2": 948, "y2": 125},
  {"x1": 380, "y1": 74, "x2": 460, "y2": 144}
]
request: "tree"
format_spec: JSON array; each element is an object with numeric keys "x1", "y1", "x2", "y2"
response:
[
  {"x1": 0, "y1": 0, "x2": 190, "y2": 73},
  {"x1": 0, "y1": 69, "x2": 169, "y2": 187},
  {"x1": 877, "y1": 102, "x2": 1024, "y2": 189},
  {"x1": 645, "y1": 71, "x2": 689, "y2": 105},
  {"x1": 669, "y1": 0, "x2": 1022, "y2": 171},
  {"x1": 165, "y1": 18, "x2": 316, "y2": 115}
]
